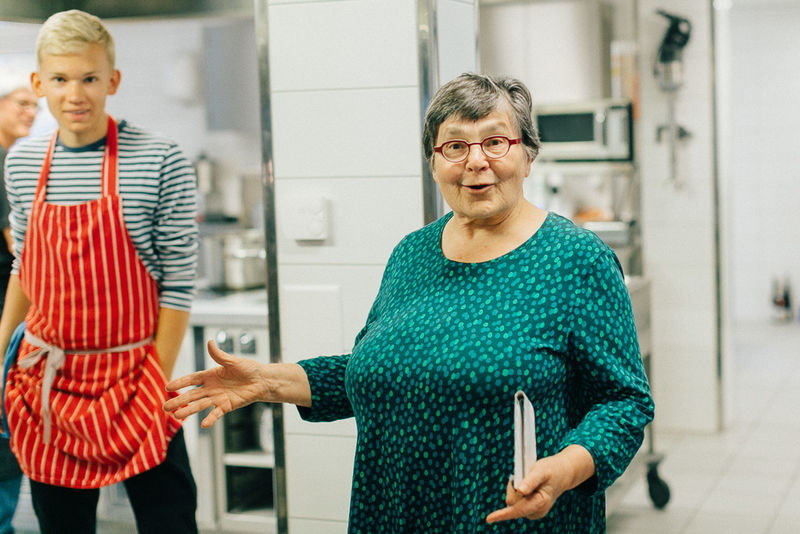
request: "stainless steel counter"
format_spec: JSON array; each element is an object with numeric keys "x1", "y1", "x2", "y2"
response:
[{"x1": 191, "y1": 289, "x2": 268, "y2": 328}]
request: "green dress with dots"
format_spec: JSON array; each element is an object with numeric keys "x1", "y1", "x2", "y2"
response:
[{"x1": 297, "y1": 212, "x2": 654, "y2": 533}]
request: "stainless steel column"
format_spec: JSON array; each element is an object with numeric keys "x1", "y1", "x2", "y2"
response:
[
  {"x1": 417, "y1": 0, "x2": 442, "y2": 224},
  {"x1": 253, "y1": 1, "x2": 288, "y2": 532},
  {"x1": 709, "y1": 0, "x2": 725, "y2": 431}
]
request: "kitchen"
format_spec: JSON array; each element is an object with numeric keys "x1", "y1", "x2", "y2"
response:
[{"x1": 0, "y1": 0, "x2": 798, "y2": 533}]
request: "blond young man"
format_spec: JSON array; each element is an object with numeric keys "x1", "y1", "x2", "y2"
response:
[
  {"x1": 0, "y1": 73, "x2": 37, "y2": 534},
  {"x1": 0, "y1": 10, "x2": 199, "y2": 533}
]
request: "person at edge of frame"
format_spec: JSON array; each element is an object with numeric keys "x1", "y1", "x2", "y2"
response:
[{"x1": 0, "y1": 67, "x2": 38, "y2": 534}]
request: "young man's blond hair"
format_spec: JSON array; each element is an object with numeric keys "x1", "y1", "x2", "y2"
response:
[{"x1": 36, "y1": 9, "x2": 115, "y2": 68}]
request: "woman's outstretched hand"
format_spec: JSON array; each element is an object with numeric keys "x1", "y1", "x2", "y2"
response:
[{"x1": 163, "y1": 340, "x2": 271, "y2": 428}]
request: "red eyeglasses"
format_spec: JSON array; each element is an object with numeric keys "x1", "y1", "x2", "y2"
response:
[{"x1": 433, "y1": 136, "x2": 521, "y2": 162}]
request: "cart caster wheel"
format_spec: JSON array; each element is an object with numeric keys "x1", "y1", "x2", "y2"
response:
[{"x1": 647, "y1": 464, "x2": 671, "y2": 509}]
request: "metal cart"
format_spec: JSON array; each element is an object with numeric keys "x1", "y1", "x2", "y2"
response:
[{"x1": 607, "y1": 277, "x2": 671, "y2": 514}]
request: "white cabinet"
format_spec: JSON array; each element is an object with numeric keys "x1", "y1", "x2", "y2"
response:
[{"x1": 285, "y1": 434, "x2": 355, "y2": 524}]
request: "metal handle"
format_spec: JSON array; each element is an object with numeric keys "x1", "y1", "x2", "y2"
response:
[
  {"x1": 228, "y1": 248, "x2": 267, "y2": 260},
  {"x1": 595, "y1": 111, "x2": 608, "y2": 147}
]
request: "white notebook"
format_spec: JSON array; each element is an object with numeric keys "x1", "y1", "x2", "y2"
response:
[{"x1": 513, "y1": 390, "x2": 537, "y2": 489}]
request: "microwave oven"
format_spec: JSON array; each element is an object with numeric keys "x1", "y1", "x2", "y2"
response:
[{"x1": 534, "y1": 99, "x2": 633, "y2": 162}]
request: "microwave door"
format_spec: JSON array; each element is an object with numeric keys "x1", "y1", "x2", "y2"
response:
[{"x1": 538, "y1": 112, "x2": 601, "y2": 160}]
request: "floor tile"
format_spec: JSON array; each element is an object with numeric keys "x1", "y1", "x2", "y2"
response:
[
  {"x1": 698, "y1": 487, "x2": 783, "y2": 518},
  {"x1": 608, "y1": 322, "x2": 800, "y2": 534},
  {"x1": 769, "y1": 515, "x2": 800, "y2": 534},
  {"x1": 775, "y1": 479, "x2": 800, "y2": 520},
  {"x1": 683, "y1": 511, "x2": 773, "y2": 534},
  {"x1": 607, "y1": 504, "x2": 694, "y2": 533}
]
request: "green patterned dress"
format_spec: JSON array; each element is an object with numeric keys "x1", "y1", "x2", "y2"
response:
[{"x1": 297, "y1": 212, "x2": 654, "y2": 533}]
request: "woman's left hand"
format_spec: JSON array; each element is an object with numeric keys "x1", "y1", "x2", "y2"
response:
[{"x1": 485, "y1": 444, "x2": 595, "y2": 523}]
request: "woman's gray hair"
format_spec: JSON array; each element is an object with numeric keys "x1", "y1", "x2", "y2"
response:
[
  {"x1": 422, "y1": 73, "x2": 540, "y2": 165},
  {"x1": 0, "y1": 74, "x2": 30, "y2": 100}
]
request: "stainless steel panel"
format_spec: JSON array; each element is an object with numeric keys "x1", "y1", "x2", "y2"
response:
[
  {"x1": 0, "y1": 0, "x2": 51, "y2": 21},
  {"x1": 417, "y1": 0, "x2": 441, "y2": 224},
  {"x1": 253, "y1": 1, "x2": 287, "y2": 532},
  {"x1": 81, "y1": 0, "x2": 251, "y2": 19},
  {"x1": 582, "y1": 220, "x2": 632, "y2": 247},
  {"x1": 0, "y1": 0, "x2": 251, "y2": 22}
]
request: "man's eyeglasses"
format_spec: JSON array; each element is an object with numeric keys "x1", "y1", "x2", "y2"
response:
[
  {"x1": 433, "y1": 136, "x2": 522, "y2": 163},
  {"x1": 12, "y1": 99, "x2": 39, "y2": 112}
]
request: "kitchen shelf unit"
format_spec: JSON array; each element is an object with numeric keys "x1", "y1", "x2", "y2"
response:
[
  {"x1": 529, "y1": 159, "x2": 643, "y2": 276},
  {"x1": 190, "y1": 314, "x2": 276, "y2": 534},
  {"x1": 531, "y1": 160, "x2": 669, "y2": 511},
  {"x1": 224, "y1": 450, "x2": 276, "y2": 469},
  {"x1": 211, "y1": 398, "x2": 277, "y2": 533}
]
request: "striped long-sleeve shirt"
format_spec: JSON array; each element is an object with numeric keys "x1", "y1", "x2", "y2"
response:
[{"x1": 4, "y1": 120, "x2": 198, "y2": 311}]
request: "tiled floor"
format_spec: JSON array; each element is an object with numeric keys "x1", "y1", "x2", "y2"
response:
[{"x1": 608, "y1": 322, "x2": 800, "y2": 534}]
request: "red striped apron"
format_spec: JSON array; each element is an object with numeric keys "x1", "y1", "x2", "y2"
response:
[{"x1": 4, "y1": 116, "x2": 182, "y2": 488}]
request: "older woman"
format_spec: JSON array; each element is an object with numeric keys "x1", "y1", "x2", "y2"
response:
[{"x1": 164, "y1": 73, "x2": 654, "y2": 533}]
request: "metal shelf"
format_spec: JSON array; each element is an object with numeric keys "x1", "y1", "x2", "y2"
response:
[
  {"x1": 532, "y1": 160, "x2": 636, "y2": 175},
  {"x1": 223, "y1": 450, "x2": 275, "y2": 469},
  {"x1": 220, "y1": 509, "x2": 276, "y2": 533}
]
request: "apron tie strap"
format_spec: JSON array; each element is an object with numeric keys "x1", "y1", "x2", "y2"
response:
[{"x1": 19, "y1": 331, "x2": 154, "y2": 445}]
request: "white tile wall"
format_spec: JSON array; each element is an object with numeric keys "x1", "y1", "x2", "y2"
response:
[
  {"x1": 724, "y1": 5, "x2": 800, "y2": 321},
  {"x1": 279, "y1": 265, "x2": 384, "y2": 342},
  {"x1": 644, "y1": 261, "x2": 716, "y2": 309},
  {"x1": 284, "y1": 434, "x2": 357, "y2": 521},
  {"x1": 268, "y1": 0, "x2": 417, "y2": 91},
  {"x1": 638, "y1": 0, "x2": 722, "y2": 432},
  {"x1": 639, "y1": 220, "x2": 715, "y2": 264},
  {"x1": 275, "y1": 177, "x2": 423, "y2": 265},
  {"x1": 650, "y1": 309, "x2": 717, "y2": 354},
  {"x1": 271, "y1": 88, "x2": 422, "y2": 178},
  {"x1": 280, "y1": 284, "x2": 345, "y2": 361}
]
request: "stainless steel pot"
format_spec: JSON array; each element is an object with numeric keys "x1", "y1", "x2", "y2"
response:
[{"x1": 200, "y1": 229, "x2": 266, "y2": 290}]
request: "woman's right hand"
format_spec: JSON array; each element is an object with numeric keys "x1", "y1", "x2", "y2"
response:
[
  {"x1": 485, "y1": 445, "x2": 595, "y2": 524},
  {"x1": 164, "y1": 340, "x2": 271, "y2": 428}
]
